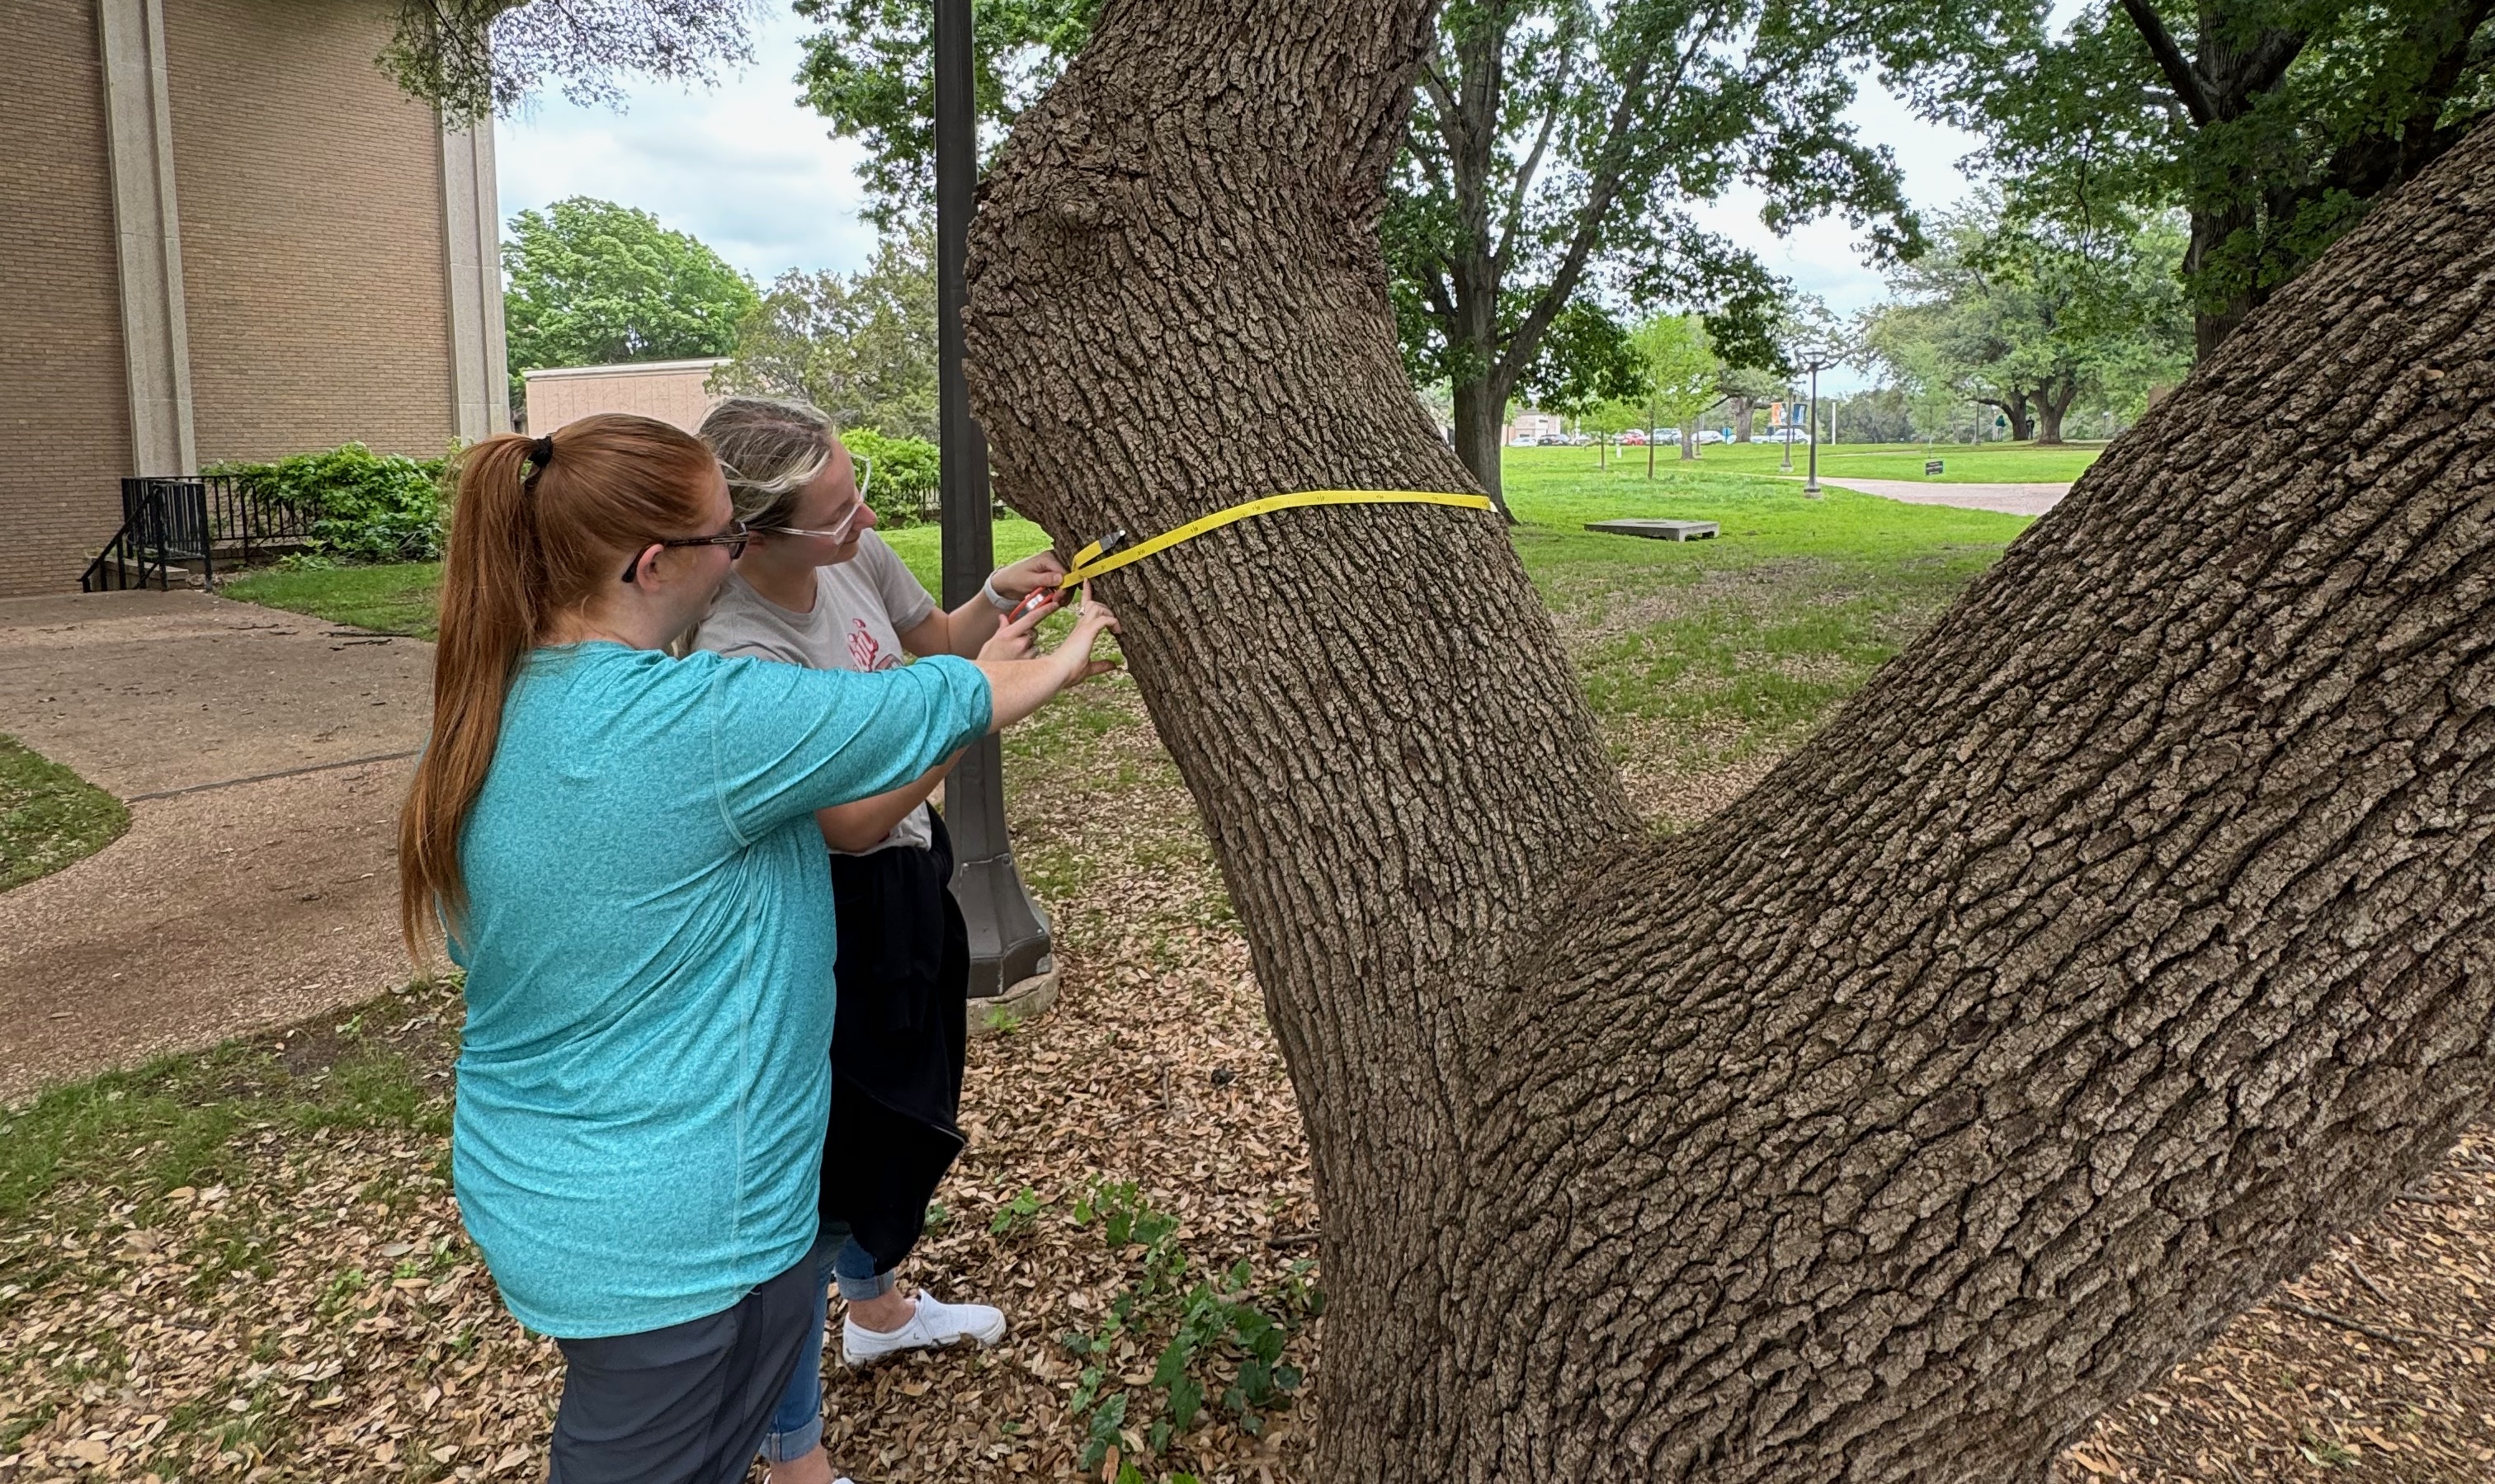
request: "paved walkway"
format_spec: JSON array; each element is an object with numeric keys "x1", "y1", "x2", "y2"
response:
[
  {"x1": 1804, "y1": 476, "x2": 2073, "y2": 517},
  {"x1": 0, "y1": 590, "x2": 432, "y2": 1102}
]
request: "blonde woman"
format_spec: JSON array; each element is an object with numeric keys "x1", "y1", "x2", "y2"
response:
[{"x1": 693, "y1": 398, "x2": 1089, "y2": 1484}]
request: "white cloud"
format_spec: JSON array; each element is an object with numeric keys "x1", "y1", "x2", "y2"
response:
[{"x1": 493, "y1": 11, "x2": 880, "y2": 283}]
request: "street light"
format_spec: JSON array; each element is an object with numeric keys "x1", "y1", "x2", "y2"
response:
[
  {"x1": 1781, "y1": 337, "x2": 1838, "y2": 499},
  {"x1": 936, "y1": 0, "x2": 1054, "y2": 1006}
]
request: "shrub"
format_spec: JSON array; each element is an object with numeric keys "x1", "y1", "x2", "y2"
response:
[
  {"x1": 838, "y1": 427, "x2": 939, "y2": 526},
  {"x1": 207, "y1": 444, "x2": 448, "y2": 563}
]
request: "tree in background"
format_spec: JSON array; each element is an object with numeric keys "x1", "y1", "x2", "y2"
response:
[
  {"x1": 713, "y1": 224, "x2": 939, "y2": 442},
  {"x1": 1579, "y1": 397, "x2": 1641, "y2": 469},
  {"x1": 796, "y1": 0, "x2": 2031, "y2": 505},
  {"x1": 1624, "y1": 314, "x2": 1719, "y2": 470},
  {"x1": 1932, "y1": 0, "x2": 2495, "y2": 357},
  {"x1": 1717, "y1": 364, "x2": 1788, "y2": 442},
  {"x1": 502, "y1": 197, "x2": 758, "y2": 417},
  {"x1": 1861, "y1": 198, "x2": 2188, "y2": 444},
  {"x1": 1828, "y1": 387, "x2": 1917, "y2": 444}
]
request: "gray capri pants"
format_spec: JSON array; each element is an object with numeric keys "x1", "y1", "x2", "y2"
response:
[{"x1": 546, "y1": 1244, "x2": 821, "y2": 1484}]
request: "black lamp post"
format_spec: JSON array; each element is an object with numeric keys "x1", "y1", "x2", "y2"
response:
[
  {"x1": 1780, "y1": 337, "x2": 1836, "y2": 498},
  {"x1": 936, "y1": 0, "x2": 1053, "y2": 1001},
  {"x1": 1802, "y1": 359, "x2": 1824, "y2": 497}
]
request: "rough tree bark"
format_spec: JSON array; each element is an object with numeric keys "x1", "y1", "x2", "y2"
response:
[{"x1": 965, "y1": 0, "x2": 2495, "y2": 1477}]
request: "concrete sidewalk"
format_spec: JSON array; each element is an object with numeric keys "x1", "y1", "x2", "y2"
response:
[
  {"x1": 0, "y1": 590, "x2": 433, "y2": 1101},
  {"x1": 1804, "y1": 476, "x2": 2072, "y2": 517}
]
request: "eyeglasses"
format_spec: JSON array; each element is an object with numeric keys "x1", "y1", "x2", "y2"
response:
[
  {"x1": 754, "y1": 454, "x2": 875, "y2": 546},
  {"x1": 620, "y1": 520, "x2": 752, "y2": 583}
]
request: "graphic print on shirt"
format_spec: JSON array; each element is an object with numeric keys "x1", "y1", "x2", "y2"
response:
[{"x1": 847, "y1": 619, "x2": 901, "y2": 672}]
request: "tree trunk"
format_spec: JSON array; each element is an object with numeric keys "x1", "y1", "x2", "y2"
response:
[
  {"x1": 1450, "y1": 375, "x2": 1509, "y2": 513},
  {"x1": 1681, "y1": 426, "x2": 1696, "y2": 460},
  {"x1": 2036, "y1": 378, "x2": 2078, "y2": 445},
  {"x1": 2187, "y1": 202, "x2": 2258, "y2": 359},
  {"x1": 1734, "y1": 397, "x2": 1756, "y2": 441},
  {"x1": 967, "y1": 1, "x2": 2495, "y2": 1475},
  {"x1": 1992, "y1": 394, "x2": 2035, "y2": 441}
]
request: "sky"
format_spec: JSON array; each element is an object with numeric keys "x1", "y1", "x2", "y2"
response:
[{"x1": 493, "y1": 11, "x2": 1995, "y2": 393}]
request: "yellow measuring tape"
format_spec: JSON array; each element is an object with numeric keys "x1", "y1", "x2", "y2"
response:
[{"x1": 1050, "y1": 488, "x2": 1495, "y2": 591}]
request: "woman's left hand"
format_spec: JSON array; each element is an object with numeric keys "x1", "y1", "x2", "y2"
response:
[{"x1": 990, "y1": 551, "x2": 1070, "y2": 601}]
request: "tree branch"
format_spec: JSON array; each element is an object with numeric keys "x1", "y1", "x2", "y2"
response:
[
  {"x1": 2115, "y1": 0, "x2": 2214, "y2": 125},
  {"x1": 1492, "y1": 12, "x2": 1582, "y2": 277}
]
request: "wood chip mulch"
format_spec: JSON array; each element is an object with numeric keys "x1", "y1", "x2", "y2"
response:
[{"x1": 4, "y1": 676, "x2": 2493, "y2": 1481}]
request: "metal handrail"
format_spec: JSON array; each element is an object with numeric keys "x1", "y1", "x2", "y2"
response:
[
  {"x1": 79, "y1": 487, "x2": 177, "y2": 591},
  {"x1": 83, "y1": 473, "x2": 322, "y2": 591}
]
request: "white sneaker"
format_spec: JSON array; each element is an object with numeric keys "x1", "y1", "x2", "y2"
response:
[{"x1": 842, "y1": 1290, "x2": 1007, "y2": 1366}]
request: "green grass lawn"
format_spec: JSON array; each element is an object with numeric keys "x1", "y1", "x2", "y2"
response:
[
  {"x1": 1518, "y1": 438, "x2": 2104, "y2": 484},
  {"x1": 0, "y1": 736, "x2": 129, "y2": 893},
  {"x1": 210, "y1": 470, "x2": 2028, "y2": 766},
  {"x1": 219, "y1": 560, "x2": 445, "y2": 640}
]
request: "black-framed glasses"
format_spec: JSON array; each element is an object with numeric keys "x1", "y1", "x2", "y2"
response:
[{"x1": 620, "y1": 521, "x2": 751, "y2": 583}]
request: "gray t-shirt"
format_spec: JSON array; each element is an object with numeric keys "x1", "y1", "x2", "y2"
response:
[{"x1": 692, "y1": 532, "x2": 942, "y2": 854}]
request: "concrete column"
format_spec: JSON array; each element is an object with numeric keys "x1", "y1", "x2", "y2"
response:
[
  {"x1": 96, "y1": 0, "x2": 196, "y2": 474},
  {"x1": 441, "y1": 118, "x2": 511, "y2": 442}
]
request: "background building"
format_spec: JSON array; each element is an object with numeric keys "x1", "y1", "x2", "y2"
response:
[
  {"x1": 523, "y1": 359, "x2": 730, "y2": 437},
  {"x1": 2, "y1": 0, "x2": 507, "y2": 596}
]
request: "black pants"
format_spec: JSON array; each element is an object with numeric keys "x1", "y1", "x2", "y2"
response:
[
  {"x1": 820, "y1": 812, "x2": 971, "y2": 1271},
  {"x1": 547, "y1": 1246, "x2": 819, "y2": 1484}
]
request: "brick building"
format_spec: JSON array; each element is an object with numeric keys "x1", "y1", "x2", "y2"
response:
[
  {"x1": 1, "y1": 0, "x2": 507, "y2": 596},
  {"x1": 524, "y1": 359, "x2": 732, "y2": 437}
]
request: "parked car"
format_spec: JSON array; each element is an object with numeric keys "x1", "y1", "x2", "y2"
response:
[
  {"x1": 1695, "y1": 429, "x2": 1725, "y2": 445},
  {"x1": 1618, "y1": 429, "x2": 1648, "y2": 445}
]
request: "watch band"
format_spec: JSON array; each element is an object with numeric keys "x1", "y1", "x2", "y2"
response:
[{"x1": 980, "y1": 576, "x2": 1019, "y2": 612}]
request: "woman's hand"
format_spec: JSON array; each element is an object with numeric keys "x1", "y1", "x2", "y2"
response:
[
  {"x1": 989, "y1": 550, "x2": 1071, "y2": 601},
  {"x1": 975, "y1": 600, "x2": 1048, "y2": 662},
  {"x1": 1052, "y1": 587, "x2": 1120, "y2": 687},
  {"x1": 970, "y1": 584, "x2": 1121, "y2": 732}
]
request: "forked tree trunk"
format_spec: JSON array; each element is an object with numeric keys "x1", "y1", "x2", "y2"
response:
[
  {"x1": 965, "y1": 1, "x2": 2495, "y2": 1477},
  {"x1": 2036, "y1": 376, "x2": 2078, "y2": 445}
]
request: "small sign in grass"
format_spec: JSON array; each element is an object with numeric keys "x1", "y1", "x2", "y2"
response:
[{"x1": 0, "y1": 737, "x2": 129, "y2": 893}]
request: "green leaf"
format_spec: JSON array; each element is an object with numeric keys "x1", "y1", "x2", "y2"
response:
[{"x1": 1167, "y1": 1377, "x2": 1204, "y2": 1431}]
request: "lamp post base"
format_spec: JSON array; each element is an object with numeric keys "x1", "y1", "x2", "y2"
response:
[
  {"x1": 950, "y1": 846, "x2": 1054, "y2": 1000},
  {"x1": 969, "y1": 963, "x2": 1062, "y2": 1037}
]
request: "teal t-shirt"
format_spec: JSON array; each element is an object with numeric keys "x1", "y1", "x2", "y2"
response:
[{"x1": 446, "y1": 642, "x2": 990, "y2": 1338}]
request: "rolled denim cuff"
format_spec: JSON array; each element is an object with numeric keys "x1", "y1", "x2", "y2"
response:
[
  {"x1": 833, "y1": 1265, "x2": 897, "y2": 1303},
  {"x1": 757, "y1": 1410, "x2": 824, "y2": 1465}
]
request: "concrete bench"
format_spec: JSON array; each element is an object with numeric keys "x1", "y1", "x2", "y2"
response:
[{"x1": 1585, "y1": 518, "x2": 1719, "y2": 542}]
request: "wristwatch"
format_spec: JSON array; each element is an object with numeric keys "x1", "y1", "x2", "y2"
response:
[{"x1": 980, "y1": 576, "x2": 1020, "y2": 612}]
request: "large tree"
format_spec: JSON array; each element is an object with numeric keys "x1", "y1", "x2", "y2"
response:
[
  {"x1": 501, "y1": 196, "x2": 758, "y2": 414},
  {"x1": 796, "y1": 0, "x2": 2026, "y2": 508},
  {"x1": 380, "y1": 2, "x2": 2495, "y2": 1475},
  {"x1": 1936, "y1": 0, "x2": 2495, "y2": 358},
  {"x1": 962, "y1": 3, "x2": 2495, "y2": 1480}
]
